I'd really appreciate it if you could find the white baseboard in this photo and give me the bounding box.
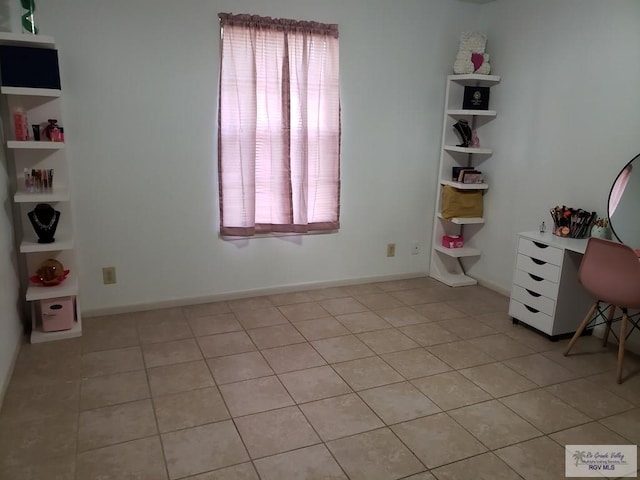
[593,325,640,356]
[475,277,511,297]
[82,271,429,318]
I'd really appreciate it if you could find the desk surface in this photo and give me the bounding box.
[519,231,588,255]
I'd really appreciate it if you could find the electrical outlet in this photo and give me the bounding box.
[102,267,116,285]
[386,243,396,257]
[411,242,422,255]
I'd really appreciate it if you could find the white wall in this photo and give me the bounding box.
[0,0,26,407]
[31,0,481,313]
[466,0,640,293]
[0,137,23,403]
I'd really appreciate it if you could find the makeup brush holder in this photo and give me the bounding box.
[590,225,611,239]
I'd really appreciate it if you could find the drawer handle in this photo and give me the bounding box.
[528,273,543,282]
[531,258,546,266]
[525,305,540,313]
[526,289,541,298]
[532,241,548,249]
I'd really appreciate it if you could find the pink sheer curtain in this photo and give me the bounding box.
[218,14,340,236]
[609,165,632,216]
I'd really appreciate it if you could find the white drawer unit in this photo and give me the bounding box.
[511,285,555,316]
[512,268,560,299]
[509,298,554,334]
[508,232,592,338]
[515,254,561,283]
[517,238,563,266]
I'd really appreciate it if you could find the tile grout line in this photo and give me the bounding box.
[137,313,172,480]
[195,313,264,480]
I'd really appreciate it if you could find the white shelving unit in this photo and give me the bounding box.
[430,74,500,287]
[1,34,81,343]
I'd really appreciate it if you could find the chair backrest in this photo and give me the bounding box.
[579,237,640,309]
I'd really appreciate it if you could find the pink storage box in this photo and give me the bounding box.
[40,296,75,332]
[442,235,464,249]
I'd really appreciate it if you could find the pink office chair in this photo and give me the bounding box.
[564,237,640,383]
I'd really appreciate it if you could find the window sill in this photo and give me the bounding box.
[220,229,338,241]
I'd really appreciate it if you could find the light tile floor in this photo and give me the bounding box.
[1,277,640,479]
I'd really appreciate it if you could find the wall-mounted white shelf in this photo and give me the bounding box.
[434,245,481,258]
[443,145,493,155]
[431,271,479,288]
[1,87,61,97]
[30,317,82,344]
[0,32,56,48]
[448,74,501,87]
[437,213,485,224]
[447,109,497,117]
[26,273,78,301]
[7,141,65,150]
[441,180,489,190]
[14,188,70,203]
[20,236,74,253]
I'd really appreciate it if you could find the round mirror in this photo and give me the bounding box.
[608,152,640,248]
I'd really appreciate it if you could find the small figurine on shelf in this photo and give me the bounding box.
[453,32,491,75]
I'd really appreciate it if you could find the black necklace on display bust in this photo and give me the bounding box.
[27,203,61,243]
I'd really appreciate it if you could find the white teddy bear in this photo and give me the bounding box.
[453,32,491,75]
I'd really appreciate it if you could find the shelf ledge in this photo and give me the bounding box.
[20,237,74,253]
[7,141,65,150]
[30,320,82,344]
[441,180,488,190]
[448,74,501,87]
[0,32,56,48]
[26,274,78,301]
[430,271,478,287]
[14,189,70,203]
[443,145,493,155]
[447,109,497,117]
[1,86,61,97]
[434,245,481,258]
[437,213,485,225]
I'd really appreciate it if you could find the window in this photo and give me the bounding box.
[218,13,341,236]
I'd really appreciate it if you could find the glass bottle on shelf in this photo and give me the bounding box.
[13,107,29,141]
[45,119,62,142]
